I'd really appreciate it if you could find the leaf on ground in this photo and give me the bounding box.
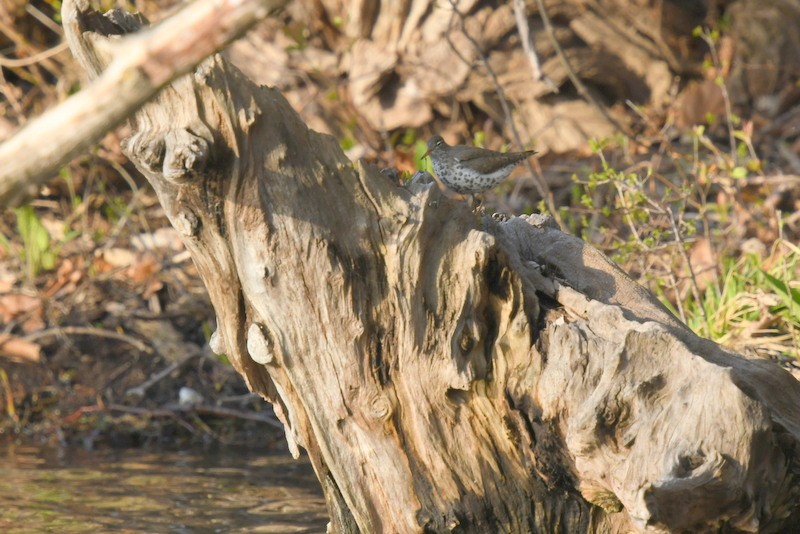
[94,248,137,271]
[0,293,45,333]
[42,258,83,299]
[0,334,41,363]
[125,253,164,299]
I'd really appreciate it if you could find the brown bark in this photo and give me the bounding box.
[62,1,800,532]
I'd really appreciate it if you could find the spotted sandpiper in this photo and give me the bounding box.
[423,135,537,195]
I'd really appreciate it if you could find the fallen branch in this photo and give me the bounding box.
[0,0,287,208]
[170,403,284,429]
[64,402,283,433]
[24,325,152,354]
[125,347,203,399]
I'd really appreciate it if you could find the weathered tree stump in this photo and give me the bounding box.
[63,1,800,532]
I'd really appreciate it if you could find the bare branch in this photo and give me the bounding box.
[512,0,557,92]
[0,0,287,208]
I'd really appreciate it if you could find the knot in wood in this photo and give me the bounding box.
[457,319,481,355]
[208,327,225,355]
[194,61,214,83]
[123,134,165,173]
[246,322,275,365]
[174,209,200,237]
[367,394,392,422]
[459,330,475,354]
[163,128,210,184]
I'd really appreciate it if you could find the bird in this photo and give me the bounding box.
[423,135,537,196]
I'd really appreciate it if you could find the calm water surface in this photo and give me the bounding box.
[0,444,327,533]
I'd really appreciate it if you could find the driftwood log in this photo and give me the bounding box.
[62,1,800,532]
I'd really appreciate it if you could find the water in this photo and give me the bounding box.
[0,444,328,533]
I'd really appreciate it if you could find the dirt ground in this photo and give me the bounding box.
[1,197,286,447]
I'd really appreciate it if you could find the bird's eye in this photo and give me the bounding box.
[436,140,442,146]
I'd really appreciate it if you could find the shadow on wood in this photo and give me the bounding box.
[61,1,800,532]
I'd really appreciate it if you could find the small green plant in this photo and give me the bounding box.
[414,139,432,173]
[102,195,131,224]
[472,130,486,148]
[571,121,798,362]
[282,23,308,51]
[42,0,63,23]
[339,119,358,152]
[663,241,800,360]
[14,206,57,280]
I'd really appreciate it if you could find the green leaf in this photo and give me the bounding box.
[730,166,747,179]
[14,205,54,278]
[762,270,800,314]
[414,139,432,173]
[473,130,486,148]
[401,129,417,146]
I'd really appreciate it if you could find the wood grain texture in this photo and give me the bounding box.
[63,3,800,532]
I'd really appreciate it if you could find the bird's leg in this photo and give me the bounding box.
[470,194,486,214]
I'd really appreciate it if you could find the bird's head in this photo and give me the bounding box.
[423,135,446,158]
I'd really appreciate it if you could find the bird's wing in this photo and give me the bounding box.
[451,146,492,163]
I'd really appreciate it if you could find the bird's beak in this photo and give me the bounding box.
[422,148,432,158]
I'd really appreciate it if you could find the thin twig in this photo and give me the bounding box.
[667,207,707,325]
[445,0,556,216]
[125,348,203,398]
[24,325,152,353]
[102,159,149,251]
[0,0,289,208]
[512,0,557,92]
[172,404,284,429]
[697,29,737,165]
[622,98,720,309]
[0,19,52,87]
[0,41,69,68]
[25,4,65,36]
[667,272,688,324]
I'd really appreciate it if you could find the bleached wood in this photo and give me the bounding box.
[62,2,800,533]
